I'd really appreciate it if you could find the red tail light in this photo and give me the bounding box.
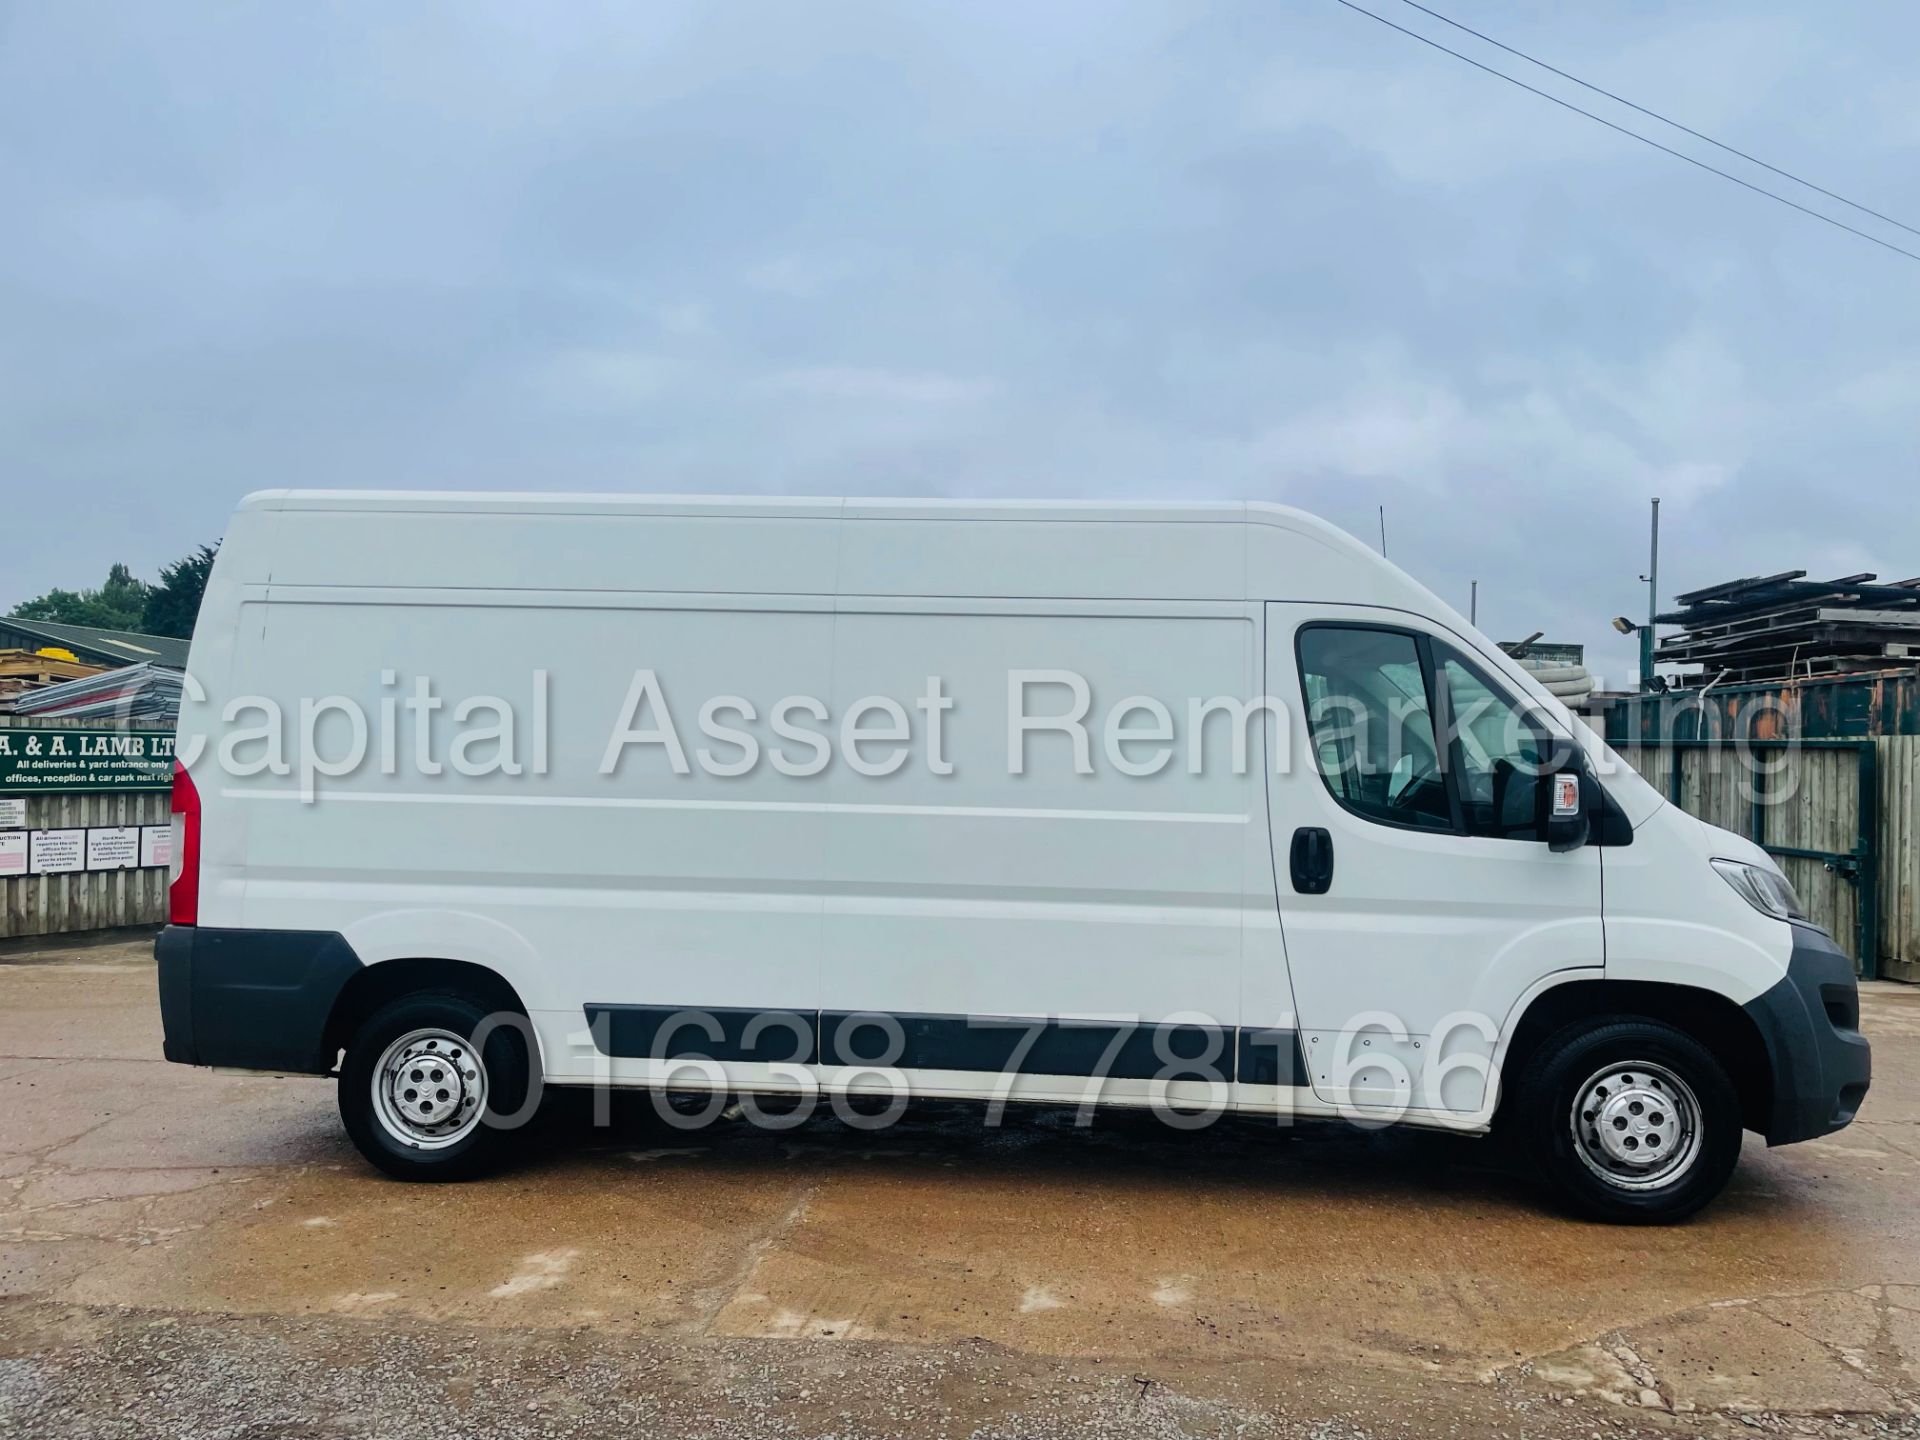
[169,759,201,925]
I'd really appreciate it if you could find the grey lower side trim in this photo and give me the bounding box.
[155,925,364,1075]
[583,1004,1310,1086]
[1743,922,1872,1145]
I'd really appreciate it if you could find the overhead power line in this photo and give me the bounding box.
[1393,0,1920,240]
[1330,0,1920,266]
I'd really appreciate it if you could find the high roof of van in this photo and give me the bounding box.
[241,490,1322,527]
[235,490,1448,611]
[214,488,1643,816]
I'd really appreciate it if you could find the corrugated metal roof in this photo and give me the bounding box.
[0,617,190,669]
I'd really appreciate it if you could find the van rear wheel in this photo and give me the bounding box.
[338,991,533,1181]
[1516,1017,1741,1224]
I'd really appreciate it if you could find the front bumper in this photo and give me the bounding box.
[1743,922,1872,1145]
[156,924,363,1074]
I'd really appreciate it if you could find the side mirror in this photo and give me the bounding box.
[1545,766,1590,853]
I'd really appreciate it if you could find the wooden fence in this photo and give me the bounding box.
[1878,735,1920,983]
[0,716,170,940]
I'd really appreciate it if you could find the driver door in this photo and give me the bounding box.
[1264,605,1603,1113]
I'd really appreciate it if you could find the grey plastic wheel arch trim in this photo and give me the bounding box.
[1742,922,1872,1145]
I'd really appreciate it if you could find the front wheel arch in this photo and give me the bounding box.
[1497,978,1772,1134]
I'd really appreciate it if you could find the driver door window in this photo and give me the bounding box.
[1297,627,1452,831]
[1299,625,1567,841]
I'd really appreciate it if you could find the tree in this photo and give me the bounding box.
[7,544,220,638]
[142,543,219,639]
[10,563,149,631]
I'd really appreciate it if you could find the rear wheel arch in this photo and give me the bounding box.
[323,957,534,1073]
[1499,978,1772,1133]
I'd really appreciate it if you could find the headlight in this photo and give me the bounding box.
[1711,858,1804,921]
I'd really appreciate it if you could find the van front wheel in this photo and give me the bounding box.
[1516,1017,1742,1223]
[338,991,534,1181]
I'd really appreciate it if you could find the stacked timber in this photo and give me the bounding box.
[1655,570,1920,684]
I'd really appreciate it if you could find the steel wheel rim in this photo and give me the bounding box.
[371,1028,488,1150]
[1569,1060,1703,1191]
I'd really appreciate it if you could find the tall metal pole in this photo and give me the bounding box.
[1378,505,1387,557]
[1469,580,1478,625]
[1641,497,1660,690]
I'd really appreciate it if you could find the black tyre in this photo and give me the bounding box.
[1515,1017,1742,1224]
[338,991,535,1181]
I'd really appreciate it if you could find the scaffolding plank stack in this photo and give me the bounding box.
[1655,570,1920,683]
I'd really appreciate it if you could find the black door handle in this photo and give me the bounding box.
[1290,826,1334,894]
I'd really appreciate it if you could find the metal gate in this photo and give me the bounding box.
[1612,738,1878,977]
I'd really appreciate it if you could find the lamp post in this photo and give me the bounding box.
[1639,497,1660,691]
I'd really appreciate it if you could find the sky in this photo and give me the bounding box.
[3,1,1916,686]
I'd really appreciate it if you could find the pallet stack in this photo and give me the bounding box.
[1655,570,1920,684]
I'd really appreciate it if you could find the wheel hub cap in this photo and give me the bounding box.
[372,1029,488,1149]
[1570,1061,1703,1191]
[1590,1082,1673,1166]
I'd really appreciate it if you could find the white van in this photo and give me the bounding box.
[157,492,1869,1221]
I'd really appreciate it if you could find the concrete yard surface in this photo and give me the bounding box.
[2,933,1920,1438]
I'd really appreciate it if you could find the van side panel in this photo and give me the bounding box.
[217,592,836,1071]
[815,606,1256,1043]
[258,509,842,596]
[836,514,1247,600]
